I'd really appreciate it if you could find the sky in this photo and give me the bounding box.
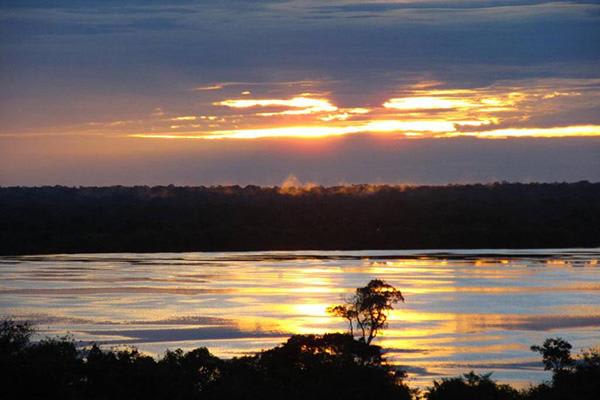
[1,0,600,185]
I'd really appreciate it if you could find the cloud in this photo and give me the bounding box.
[0,1,290,10]
[447,125,600,138]
[313,1,600,14]
[1,1,599,184]
[130,124,600,141]
[215,96,338,116]
[384,97,480,111]
[116,78,600,140]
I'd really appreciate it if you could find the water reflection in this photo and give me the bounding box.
[1,249,599,388]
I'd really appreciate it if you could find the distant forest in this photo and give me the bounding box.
[1,182,599,255]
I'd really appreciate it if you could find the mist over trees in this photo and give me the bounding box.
[1,182,599,255]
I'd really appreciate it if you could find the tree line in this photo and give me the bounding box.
[1,182,599,255]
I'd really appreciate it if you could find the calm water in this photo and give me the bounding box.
[1,249,599,388]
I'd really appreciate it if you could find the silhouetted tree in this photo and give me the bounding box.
[0,319,33,357]
[3,318,600,400]
[524,344,600,400]
[328,279,404,344]
[531,337,574,374]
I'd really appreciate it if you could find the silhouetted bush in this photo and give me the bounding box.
[523,339,600,400]
[2,320,599,400]
[0,319,32,356]
[205,333,412,400]
[0,322,410,400]
[426,371,521,400]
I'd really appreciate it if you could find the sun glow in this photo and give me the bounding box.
[204,126,353,139]
[117,79,600,141]
[448,125,600,139]
[131,122,600,140]
[131,119,465,140]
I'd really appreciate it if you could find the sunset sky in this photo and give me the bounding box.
[1,0,600,185]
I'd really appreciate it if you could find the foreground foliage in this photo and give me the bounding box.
[1,320,410,400]
[524,338,600,400]
[1,321,598,400]
[426,372,521,400]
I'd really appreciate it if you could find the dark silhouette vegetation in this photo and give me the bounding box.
[426,371,521,400]
[531,337,574,373]
[1,320,411,400]
[1,182,599,255]
[328,279,404,344]
[525,337,600,400]
[1,320,599,400]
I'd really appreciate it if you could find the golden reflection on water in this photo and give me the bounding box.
[1,250,600,387]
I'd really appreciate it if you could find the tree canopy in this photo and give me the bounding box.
[1,182,599,255]
[328,279,404,344]
[531,337,574,374]
[1,321,599,399]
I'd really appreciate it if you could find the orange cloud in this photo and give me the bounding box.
[215,96,338,116]
[445,125,600,139]
[384,97,476,110]
[46,78,599,142]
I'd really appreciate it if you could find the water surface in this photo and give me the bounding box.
[1,249,599,388]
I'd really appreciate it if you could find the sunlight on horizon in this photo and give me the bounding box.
[119,79,600,141]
